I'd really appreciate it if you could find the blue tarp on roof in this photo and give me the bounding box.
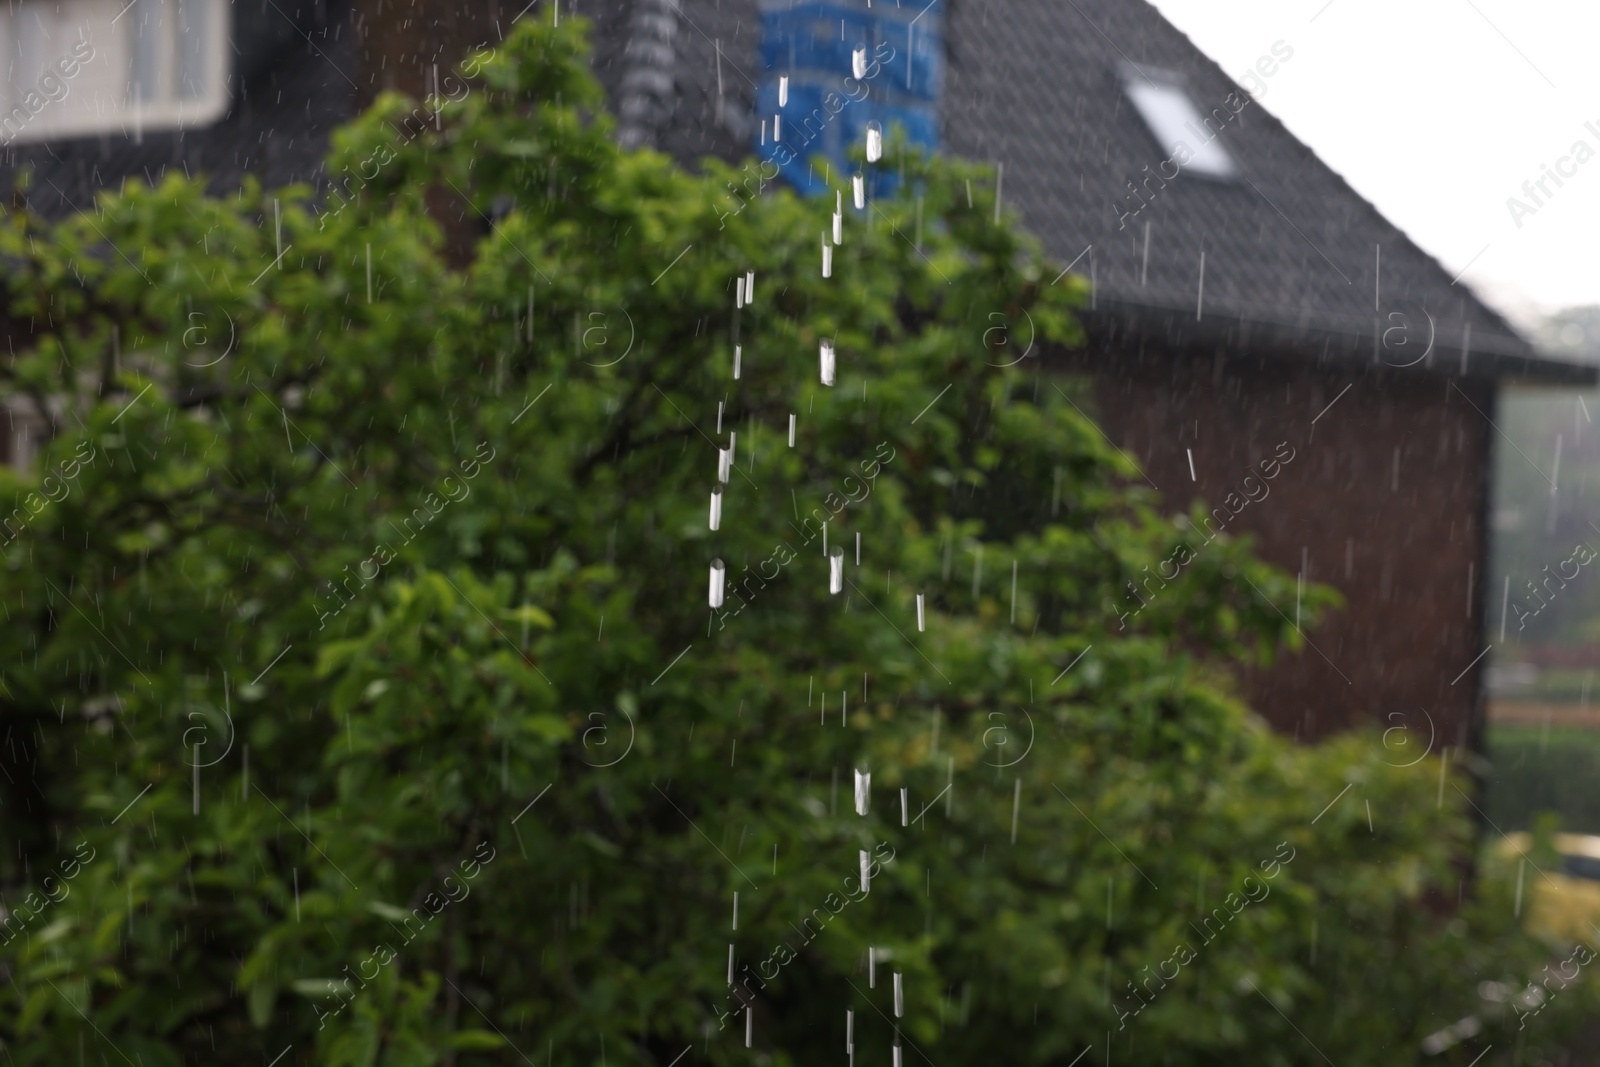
[754,0,943,194]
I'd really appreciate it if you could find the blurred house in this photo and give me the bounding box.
[2,0,1595,753]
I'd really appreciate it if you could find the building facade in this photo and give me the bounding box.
[0,0,1593,753]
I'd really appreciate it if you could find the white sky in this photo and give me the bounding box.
[1148,0,1600,331]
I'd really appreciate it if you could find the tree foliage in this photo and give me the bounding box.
[0,16,1588,1066]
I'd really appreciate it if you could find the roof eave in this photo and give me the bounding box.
[1077,297,1599,387]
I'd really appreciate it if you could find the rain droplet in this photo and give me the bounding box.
[852,46,867,79]
[733,344,742,380]
[853,174,864,210]
[893,972,903,1017]
[709,486,723,531]
[916,593,925,631]
[735,275,745,308]
[822,237,833,278]
[830,546,845,594]
[865,122,882,163]
[788,413,797,448]
[718,448,731,483]
[846,1009,854,1054]
[854,768,871,815]
[773,113,781,140]
[728,431,737,466]
[745,270,755,303]
[710,560,726,608]
[833,211,843,245]
[779,74,789,107]
[820,340,836,386]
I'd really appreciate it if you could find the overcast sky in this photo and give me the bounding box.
[1148,0,1600,331]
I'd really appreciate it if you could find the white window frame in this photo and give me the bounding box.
[0,0,230,147]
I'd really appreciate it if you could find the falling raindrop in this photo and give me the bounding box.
[735,275,745,308]
[746,270,755,303]
[718,448,731,483]
[779,74,789,107]
[853,174,864,209]
[916,593,925,632]
[822,237,833,278]
[900,787,908,826]
[866,122,882,163]
[854,768,871,815]
[852,46,867,79]
[846,1009,854,1055]
[709,486,723,531]
[833,210,843,246]
[727,944,735,985]
[733,344,742,380]
[894,972,904,1017]
[728,431,737,466]
[830,547,845,594]
[709,559,727,608]
[1011,777,1021,843]
[774,113,781,140]
[820,340,836,386]
[746,1006,754,1048]
[788,414,797,448]
[859,849,872,892]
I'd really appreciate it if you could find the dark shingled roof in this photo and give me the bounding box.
[3,0,1590,385]
[589,0,1593,384]
[934,0,1590,383]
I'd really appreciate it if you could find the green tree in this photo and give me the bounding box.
[0,15,1587,1066]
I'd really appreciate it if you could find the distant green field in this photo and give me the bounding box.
[1486,723,1600,833]
[1503,666,1600,703]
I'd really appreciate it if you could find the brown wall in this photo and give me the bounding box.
[1074,339,1493,752]
[351,0,504,106]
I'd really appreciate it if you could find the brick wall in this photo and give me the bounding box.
[1070,337,1493,751]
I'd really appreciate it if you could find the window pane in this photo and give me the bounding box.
[1124,78,1238,180]
[176,0,204,100]
[129,0,161,103]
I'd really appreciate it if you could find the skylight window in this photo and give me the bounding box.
[1122,73,1238,180]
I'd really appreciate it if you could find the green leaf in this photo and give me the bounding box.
[248,981,276,1029]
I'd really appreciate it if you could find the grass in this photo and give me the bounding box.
[1486,723,1600,834]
